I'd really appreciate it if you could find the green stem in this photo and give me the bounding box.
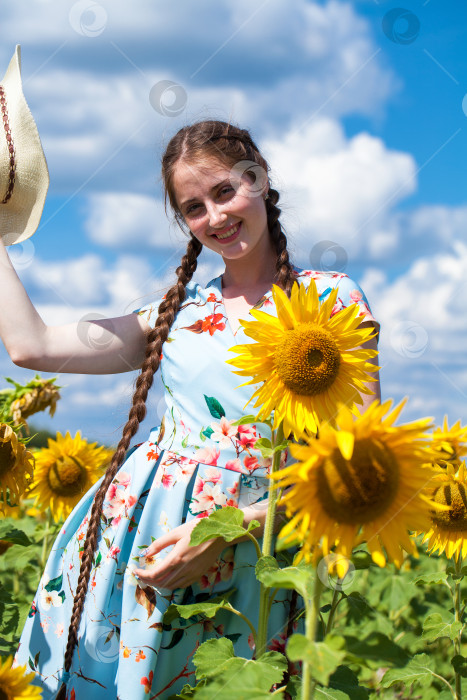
[256,422,285,658]
[454,556,463,700]
[325,585,342,636]
[262,422,285,559]
[303,571,325,700]
[40,510,53,569]
[224,604,257,645]
[245,531,262,560]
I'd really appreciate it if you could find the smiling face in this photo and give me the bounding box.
[172,157,272,264]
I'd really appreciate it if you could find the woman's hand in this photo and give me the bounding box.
[133,520,227,591]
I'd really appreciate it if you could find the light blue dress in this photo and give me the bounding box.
[15,268,378,699]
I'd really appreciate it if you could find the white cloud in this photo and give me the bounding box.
[83,192,186,249]
[263,118,417,264]
[358,243,467,423]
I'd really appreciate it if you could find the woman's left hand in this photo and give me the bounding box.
[133,520,227,590]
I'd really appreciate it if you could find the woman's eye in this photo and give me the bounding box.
[220,186,234,197]
[186,203,200,214]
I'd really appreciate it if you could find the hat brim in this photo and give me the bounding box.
[0,45,49,246]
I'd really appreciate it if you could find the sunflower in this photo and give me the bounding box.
[0,424,34,511]
[0,656,42,698]
[430,417,467,468]
[420,461,467,562]
[270,399,441,577]
[227,280,379,438]
[10,377,61,427]
[30,431,113,522]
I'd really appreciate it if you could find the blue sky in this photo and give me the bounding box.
[1,0,466,446]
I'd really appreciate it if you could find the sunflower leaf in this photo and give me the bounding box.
[0,523,32,547]
[193,637,235,679]
[255,556,313,598]
[412,571,448,585]
[422,613,463,642]
[381,653,438,689]
[286,634,346,686]
[230,415,258,426]
[164,591,236,625]
[190,507,258,546]
[193,651,286,698]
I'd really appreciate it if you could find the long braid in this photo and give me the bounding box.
[56,236,203,698]
[266,187,296,296]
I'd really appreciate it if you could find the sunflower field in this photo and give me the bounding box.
[0,279,467,699]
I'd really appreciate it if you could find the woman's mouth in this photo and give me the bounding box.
[212,223,241,243]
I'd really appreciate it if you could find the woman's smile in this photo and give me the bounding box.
[211,222,241,243]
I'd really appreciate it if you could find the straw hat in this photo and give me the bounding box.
[0,45,49,245]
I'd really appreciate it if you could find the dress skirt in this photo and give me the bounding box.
[15,436,298,699]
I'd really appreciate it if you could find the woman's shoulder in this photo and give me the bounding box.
[132,278,220,329]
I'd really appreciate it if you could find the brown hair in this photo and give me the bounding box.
[57,120,295,696]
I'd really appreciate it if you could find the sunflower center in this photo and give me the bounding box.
[431,482,467,531]
[317,438,400,524]
[0,441,16,477]
[47,456,87,496]
[274,324,341,396]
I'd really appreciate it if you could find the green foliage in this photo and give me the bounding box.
[190,638,288,699]
[0,510,59,656]
[25,425,56,448]
[255,555,314,598]
[164,591,237,624]
[286,634,346,686]
[189,506,259,546]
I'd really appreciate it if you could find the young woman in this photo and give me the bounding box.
[4,120,380,698]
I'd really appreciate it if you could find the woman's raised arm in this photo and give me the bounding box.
[0,238,151,375]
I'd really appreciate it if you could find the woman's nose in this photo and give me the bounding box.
[206,201,227,227]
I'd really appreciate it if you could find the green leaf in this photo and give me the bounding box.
[451,655,467,678]
[202,427,214,439]
[190,507,259,546]
[203,395,225,420]
[256,651,288,674]
[315,688,348,700]
[343,592,374,624]
[286,634,345,686]
[254,438,272,449]
[381,653,438,689]
[0,524,32,547]
[44,574,63,593]
[328,665,370,700]
[194,637,236,680]
[285,675,301,699]
[350,550,373,571]
[164,592,236,625]
[255,556,313,598]
[195,658,286,699]
[344,632,409,667]
[422,613,463,642]
[230,415,258,426]
[412,571,448,585]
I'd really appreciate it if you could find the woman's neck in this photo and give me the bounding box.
[221,244,278,292]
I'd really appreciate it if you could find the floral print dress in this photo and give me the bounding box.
[15,268,378,699]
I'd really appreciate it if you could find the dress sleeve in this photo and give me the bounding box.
[132,298,164,330]
[332,274,380,338]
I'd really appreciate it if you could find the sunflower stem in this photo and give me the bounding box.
[256,421,285,658]
[40,509,52,569]
[303,567,325,700]
[454,556,464,700]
